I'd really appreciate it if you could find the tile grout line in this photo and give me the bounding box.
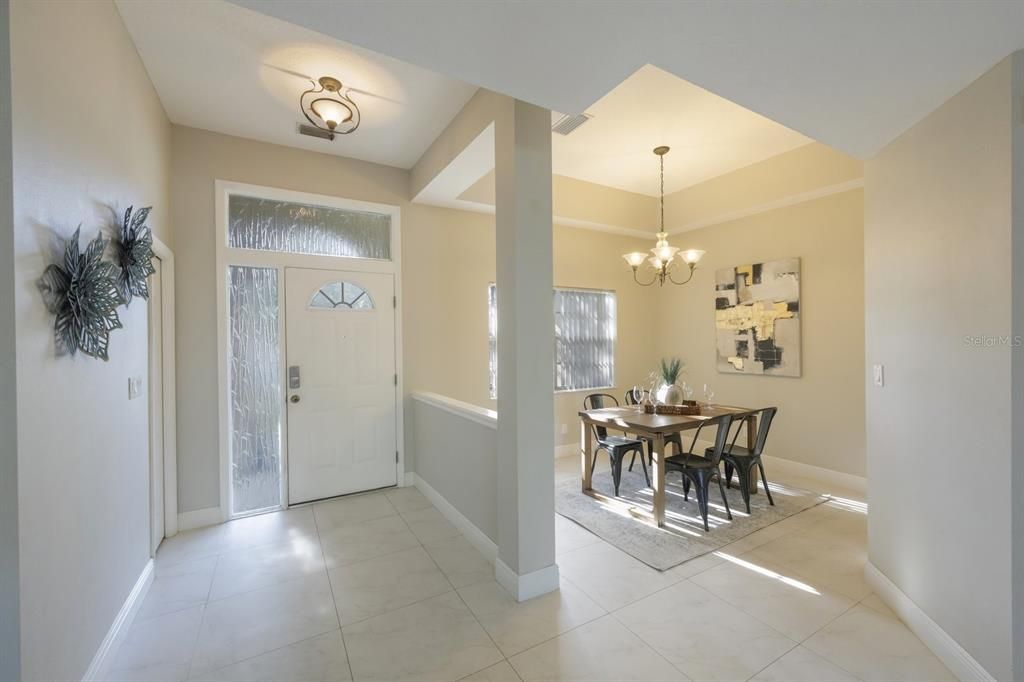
[605,606,704,680]
[412,498,511,678]
[743,597,865,681]
[162,480,866,682]
[186,496,425,682]
[180,551,222,681]
[315,496,357,682]
[605,574,799,680]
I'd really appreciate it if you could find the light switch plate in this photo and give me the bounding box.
[128,376,142,400]
[873,364,884,387]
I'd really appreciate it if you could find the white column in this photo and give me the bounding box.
[493,98,558,600]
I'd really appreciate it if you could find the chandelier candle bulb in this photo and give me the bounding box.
[681,249,706,265]
[622,252,647,268]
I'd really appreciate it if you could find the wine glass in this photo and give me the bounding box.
[681,381,694,401]
[631,385,645,408]
[703,383,715,408]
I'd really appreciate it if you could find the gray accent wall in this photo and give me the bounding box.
[412,396,498,543]
[865,52,1021,681]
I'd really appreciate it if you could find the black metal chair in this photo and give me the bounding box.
[623,389,684,472]
[665,414,734,531]
[583,393,649,496]
[709,406,778,514]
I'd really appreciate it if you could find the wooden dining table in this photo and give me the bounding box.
[578,404,760,528]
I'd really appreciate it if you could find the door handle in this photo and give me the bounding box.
[289,395,301,404]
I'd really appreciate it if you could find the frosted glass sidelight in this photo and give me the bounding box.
[228,266,282,515]
[228,194,391,260]
[488,285,616,396]
[309,281,374,310]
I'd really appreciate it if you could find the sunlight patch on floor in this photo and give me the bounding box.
[714,551,821,595]
[825,496,868,514]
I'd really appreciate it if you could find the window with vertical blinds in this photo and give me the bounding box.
[488,285,616,398]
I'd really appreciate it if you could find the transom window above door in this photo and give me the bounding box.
[309,281,374,310]
[228,194,391,260]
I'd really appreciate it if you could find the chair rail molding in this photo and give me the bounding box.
[411,391,497,429]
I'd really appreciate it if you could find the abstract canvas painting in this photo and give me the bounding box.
[715,258,801,377]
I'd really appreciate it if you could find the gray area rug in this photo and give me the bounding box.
[556,463,827,571]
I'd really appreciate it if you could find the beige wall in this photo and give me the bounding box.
[402,204,659,446]
[171,125,658,512]
[10,1,172,678]
[655,189,865,477]
[460,170,658,233]
[171,126,409,512]
[172,122,868,513]
[665,142,863,231]
[865,54,1018,681]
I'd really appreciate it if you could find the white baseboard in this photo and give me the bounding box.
[412,473,497,561]
[762,455,866,494]
[402,471,415,487]
[864,562,994,682]
[554,442,578,459]
[680,440,866,495]
[177,506,223,531]
[495,558,560,601]
[82,559,154,682]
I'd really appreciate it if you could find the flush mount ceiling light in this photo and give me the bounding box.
[622,146,706,286]
[300,76,361,139]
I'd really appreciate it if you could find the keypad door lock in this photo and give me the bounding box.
[288,365,301,389]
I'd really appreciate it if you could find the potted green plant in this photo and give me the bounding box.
[654,357,685,405]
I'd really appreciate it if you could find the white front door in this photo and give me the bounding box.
[285,267,397,504]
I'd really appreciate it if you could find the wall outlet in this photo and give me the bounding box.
[560,423,568,435]
[128,376,143,400]
[872,364,885,387]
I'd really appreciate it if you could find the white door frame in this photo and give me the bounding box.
[214,179,405,521]
[151,237,178,538]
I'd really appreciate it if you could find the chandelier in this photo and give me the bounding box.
[622,146,705,286]
[300,76,361,139]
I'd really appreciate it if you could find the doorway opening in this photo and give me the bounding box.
[149,239,177,554]
[216,181,403,519]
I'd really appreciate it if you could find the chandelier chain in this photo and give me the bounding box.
[660,153,665,231]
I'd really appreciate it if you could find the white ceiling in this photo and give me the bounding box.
[233,0,1024,159]
[552,65,809,196]
[115,0,477,169]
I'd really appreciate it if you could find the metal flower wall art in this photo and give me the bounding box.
[113,205,156,304]
[38,228,125,361]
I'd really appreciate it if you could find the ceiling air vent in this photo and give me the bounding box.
[297,123,335,141]
[551,113,592,136]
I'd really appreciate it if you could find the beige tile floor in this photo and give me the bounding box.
[106,459,955,682]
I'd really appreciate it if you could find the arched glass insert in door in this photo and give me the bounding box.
[309,281,374,310]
